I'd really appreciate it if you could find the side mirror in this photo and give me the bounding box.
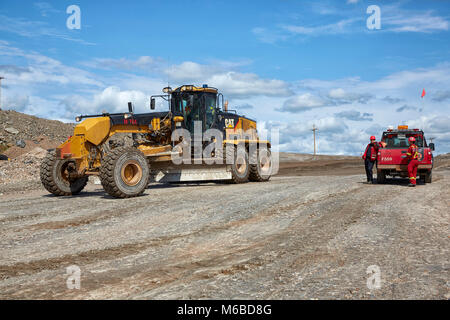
[429,143,435,151]
[150,98,155,110]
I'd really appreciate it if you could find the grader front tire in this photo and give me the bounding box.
[40,150,88,196]
[100,147,149,198]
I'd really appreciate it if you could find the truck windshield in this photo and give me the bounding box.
[382,133,425,148]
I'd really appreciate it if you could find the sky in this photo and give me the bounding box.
[0,0,449,155]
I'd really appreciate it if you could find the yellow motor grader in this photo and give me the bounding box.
[40,85,272,198]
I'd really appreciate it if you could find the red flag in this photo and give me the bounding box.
[421,88,426,98]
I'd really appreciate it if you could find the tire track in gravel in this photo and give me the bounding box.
[132,184,406,300]
[99,186,388,299]
[3,173,447,299]
[0,179,361,285]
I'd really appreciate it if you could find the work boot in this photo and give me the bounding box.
[408,183,416,187]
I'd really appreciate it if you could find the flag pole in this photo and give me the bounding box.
[420,88,426,133]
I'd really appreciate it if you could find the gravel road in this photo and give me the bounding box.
[0,168,448,299]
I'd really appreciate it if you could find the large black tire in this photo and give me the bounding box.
[226,145,249,183]
[99,147,149,198]
[377,169,386,184]
[425,171,432,183]
[249,146,272,182]
[40,150,88,196]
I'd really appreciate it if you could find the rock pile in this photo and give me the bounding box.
[0,147,48,184]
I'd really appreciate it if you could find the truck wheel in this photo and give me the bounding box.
[226,145,249,183]
[425,171,432,183]
[100,147,149,198]
[40,150,88,196]
[377,170,386,184]
[249,147,272,182]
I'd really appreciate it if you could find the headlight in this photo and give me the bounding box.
[124,113,132,119]
[75,116,81,122]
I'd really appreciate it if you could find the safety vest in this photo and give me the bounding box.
[406,145,419,160]
[363,143,378,161]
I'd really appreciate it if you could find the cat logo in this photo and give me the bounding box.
[225,118,235,128]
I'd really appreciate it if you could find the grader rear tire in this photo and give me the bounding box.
[227,145,249,184]
[249,147,272,182]
[100,147,149,198]
[40,150,88,196]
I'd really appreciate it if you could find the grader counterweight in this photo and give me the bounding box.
[40,85,273,198]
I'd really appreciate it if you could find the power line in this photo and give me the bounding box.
[312,124,318,156]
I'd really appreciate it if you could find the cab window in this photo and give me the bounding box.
[382,133,424,148]
[204,94,216,129]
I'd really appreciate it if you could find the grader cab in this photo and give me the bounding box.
[40,85,273,198]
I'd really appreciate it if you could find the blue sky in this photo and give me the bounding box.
[1,0,450,155]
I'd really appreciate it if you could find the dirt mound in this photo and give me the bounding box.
[0,147,49,185]
[0,110,74,156]
[4,135,61,158]
[435,153,450,170]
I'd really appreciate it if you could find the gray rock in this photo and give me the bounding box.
[16,139,26,148]
[5,127,19,134]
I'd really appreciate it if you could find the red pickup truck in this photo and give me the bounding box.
[377,125,435,184]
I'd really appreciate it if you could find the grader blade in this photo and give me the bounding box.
[149,163,232,183]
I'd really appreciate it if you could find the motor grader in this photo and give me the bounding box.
[40,84,273,198]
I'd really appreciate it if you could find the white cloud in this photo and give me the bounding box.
[334,110,373,121]
[60,86,151,117]
[0,15,94,45]
[165,61,292,99]
[385,11,449,33]
[253,5,449,44]
[282,18,360,36]
[83,56,164,72]
[34,2,61,17]
[396,105,418,113]
[251,27,289,44]
[0,41,102,87]
[407,115,450,153]
[278,93,327,113]
[327,88,372,104]
[432,90,450,102]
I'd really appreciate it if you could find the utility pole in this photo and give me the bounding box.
[0,76,4,111]
[312,124,318,156]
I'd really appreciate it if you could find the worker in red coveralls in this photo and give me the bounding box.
[406,136,419,187]
[362,136,384,184]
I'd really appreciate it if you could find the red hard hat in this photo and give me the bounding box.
[370,136,376,140]
[409,136,415,142]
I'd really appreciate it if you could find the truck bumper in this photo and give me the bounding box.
[377,164,432,171]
